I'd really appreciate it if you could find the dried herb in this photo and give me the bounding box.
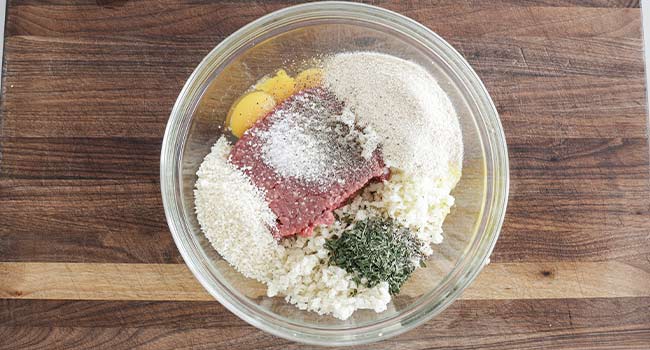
[325,217,424,294]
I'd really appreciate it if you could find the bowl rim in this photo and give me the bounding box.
[161,1,509,346]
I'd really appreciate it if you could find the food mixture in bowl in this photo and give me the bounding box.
[194,51,463,320]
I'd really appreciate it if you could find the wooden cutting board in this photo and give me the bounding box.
[1,1,649,349]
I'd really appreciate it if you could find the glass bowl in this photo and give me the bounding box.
[161,1,508,346]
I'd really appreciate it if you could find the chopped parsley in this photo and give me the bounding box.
[325,217,424,294]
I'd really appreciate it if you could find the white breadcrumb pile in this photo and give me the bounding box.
[194,137,282,282]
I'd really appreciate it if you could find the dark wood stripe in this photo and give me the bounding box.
[2,137,647,180]
[508,137,649,180]
[0,138,160,180]
[493,75,646,139]
[1,37,645,138]
[4,3,641,40]
[0,298,648,349]
[4,0,643,8]
[519,0,641,7]
[0,179,181,264]
[1,36,201,138]
[0,326,646,350]
[457,36,644,79]
[1,136,648,264]
[0,300,242,327]
[7,36,642,79]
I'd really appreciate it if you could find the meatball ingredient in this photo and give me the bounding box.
[295,68,323,92]
[229,88,386,238]
[323,52,463,178]
[194,137,281,282]
[325,217,423,294]
[227,91,276,138]
[255,69,296,102]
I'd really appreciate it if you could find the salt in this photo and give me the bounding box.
[194,137,281,282]
[256,89,378,187]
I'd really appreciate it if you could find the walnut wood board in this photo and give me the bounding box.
[1,1,649,349]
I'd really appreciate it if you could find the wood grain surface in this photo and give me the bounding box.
[1,0,649,349]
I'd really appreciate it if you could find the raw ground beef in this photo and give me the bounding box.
[229,88,386,238]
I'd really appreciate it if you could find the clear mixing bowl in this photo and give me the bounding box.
[161,1,508,346]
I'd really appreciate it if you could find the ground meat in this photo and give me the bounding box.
[229,88,386,238]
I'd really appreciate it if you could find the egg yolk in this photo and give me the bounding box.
[227,91,276,138]
[255,69,296,102]
[295,68,324,92]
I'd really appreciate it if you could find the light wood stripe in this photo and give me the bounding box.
[1,261,648,301]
